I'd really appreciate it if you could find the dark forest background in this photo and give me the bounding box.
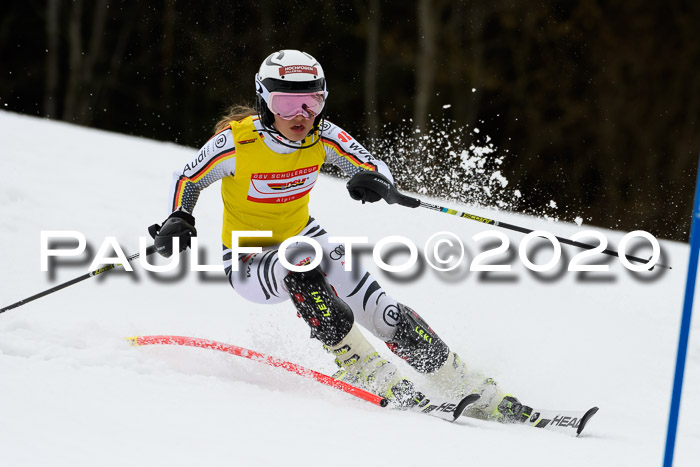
[1,1,699,241]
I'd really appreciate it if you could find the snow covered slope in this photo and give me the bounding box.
[0,110,698,466]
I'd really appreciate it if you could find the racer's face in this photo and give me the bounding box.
[273,114,314,142]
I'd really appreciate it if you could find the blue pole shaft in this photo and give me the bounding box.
[663,153,700,467]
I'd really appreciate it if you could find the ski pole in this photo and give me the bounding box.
[0,245,158,314]
[386,189,670,270]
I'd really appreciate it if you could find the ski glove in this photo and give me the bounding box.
[346,171,420,207]
[149,210,197,258]
[346,171,394,203]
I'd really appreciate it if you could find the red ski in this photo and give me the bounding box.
[126,334,478,422]
[127,334,388,407]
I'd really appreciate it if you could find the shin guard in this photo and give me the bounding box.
[284,269,354,346]
[385,303,450,373]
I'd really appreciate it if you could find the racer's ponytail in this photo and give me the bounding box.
[213,104,257,134]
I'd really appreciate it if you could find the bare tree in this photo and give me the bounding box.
[62,0,83,121]
[259,0,273,52]
[44,0,60,118]
[62,0,110,123]
[364,0,381,138]
[463,1,486,129]
[161,0,176,103]
[414,0,437,131]
[76,0,109,123]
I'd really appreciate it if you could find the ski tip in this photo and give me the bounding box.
[453,393,481,421]
[380,398,389,408]
[125,336,141,346]
[576,406,599,436]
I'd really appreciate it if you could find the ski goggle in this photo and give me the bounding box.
[268,92,326,120]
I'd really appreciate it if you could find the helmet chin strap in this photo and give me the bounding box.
[256,118,323,150]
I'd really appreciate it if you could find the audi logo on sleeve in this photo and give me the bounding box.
[247,165,320,203]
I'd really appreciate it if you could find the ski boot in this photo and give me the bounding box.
[325,323,423,408]
[284,269,421,408]
[382,303,532,420]
[384,303,470,398]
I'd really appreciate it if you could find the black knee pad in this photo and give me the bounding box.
[284,268,354,346]
[386,304,450,373]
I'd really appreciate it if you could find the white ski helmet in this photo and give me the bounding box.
[255,50,328,130]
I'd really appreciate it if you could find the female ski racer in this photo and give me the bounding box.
[150,49,528,421]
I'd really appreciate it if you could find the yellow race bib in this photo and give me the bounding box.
[221,116,325,248]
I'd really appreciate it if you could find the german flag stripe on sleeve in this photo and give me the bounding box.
[171,149,235,210]
[321,138,377,171]
[187,148,235,180]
